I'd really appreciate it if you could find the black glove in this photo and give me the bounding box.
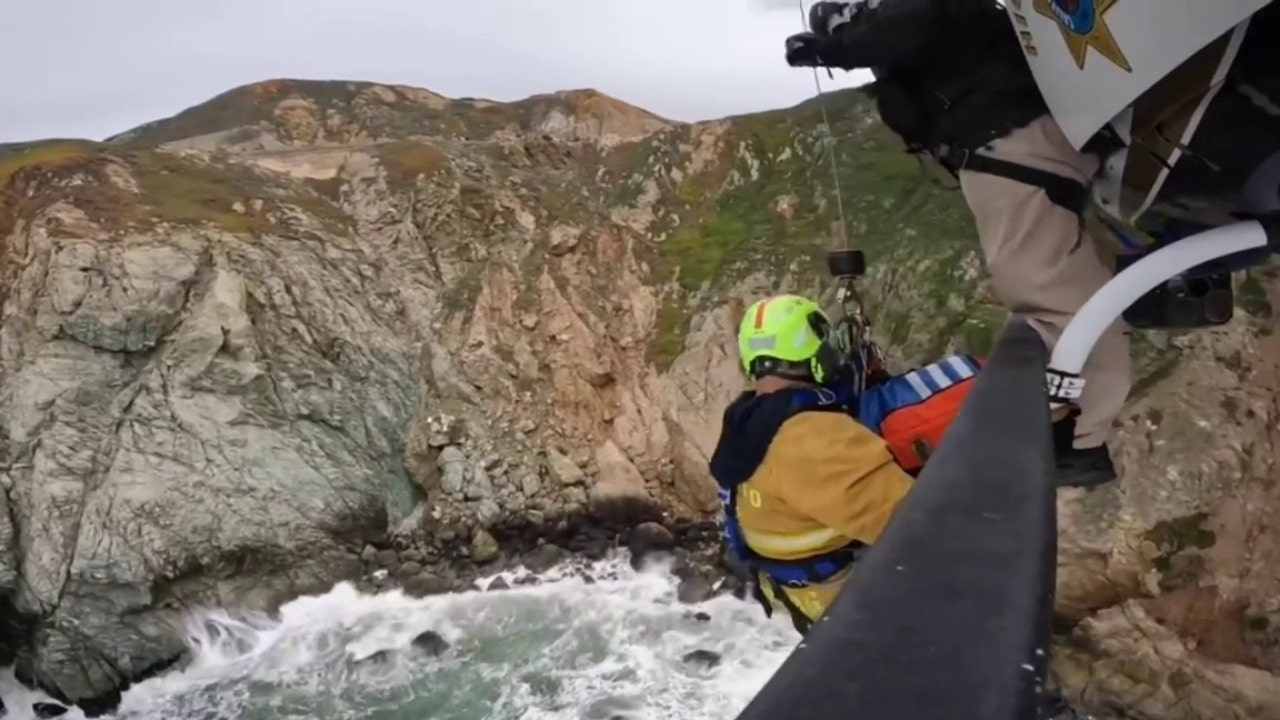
[808,1,860,36]
[785,31,833,68]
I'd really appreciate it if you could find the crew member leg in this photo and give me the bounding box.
[958,114,1129,486]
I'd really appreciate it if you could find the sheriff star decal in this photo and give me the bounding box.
[1032,0,1132,72]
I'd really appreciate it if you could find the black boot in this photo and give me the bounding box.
[1051,411,1117,488]
[1055,444,1116,488]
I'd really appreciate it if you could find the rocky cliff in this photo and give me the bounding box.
[1,78,1279,718]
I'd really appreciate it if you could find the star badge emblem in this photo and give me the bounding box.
[1032,0,1132,72]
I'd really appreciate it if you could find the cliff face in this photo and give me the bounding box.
[1,78,1279,718]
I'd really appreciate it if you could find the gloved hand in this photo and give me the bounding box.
[808,1,861,36]
[784,32,833,68]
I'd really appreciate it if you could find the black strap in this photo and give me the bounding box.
[767,542,866,586]
[744,547,866,636]
[937,145,1090,216]
[760,574,816,636]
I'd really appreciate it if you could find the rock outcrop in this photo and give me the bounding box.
[1051,303,1280,718]
[1,77,1278,718]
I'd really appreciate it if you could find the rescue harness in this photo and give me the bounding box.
[715,387,865,635]
[718,388,865,585]
[717,354,983,631]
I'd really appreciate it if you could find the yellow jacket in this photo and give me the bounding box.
[734,409,914,624]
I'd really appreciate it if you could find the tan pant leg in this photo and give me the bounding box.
[958,114,1131,448]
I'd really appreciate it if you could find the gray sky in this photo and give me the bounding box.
[0,0,874,144]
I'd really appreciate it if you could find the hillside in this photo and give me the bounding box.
[2,78,1280,718]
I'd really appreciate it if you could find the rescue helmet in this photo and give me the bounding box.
[736,294,837,383]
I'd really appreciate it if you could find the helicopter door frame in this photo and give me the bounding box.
[1090,20,1253,225]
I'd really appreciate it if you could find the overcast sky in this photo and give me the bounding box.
[0,0,875,144]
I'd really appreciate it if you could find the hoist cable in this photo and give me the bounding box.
[793,0,883,389]
[796,0,851,251]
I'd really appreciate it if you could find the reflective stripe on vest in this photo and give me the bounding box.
[738,525,845,557]
[718,484,863,588]
[858,354,980,434]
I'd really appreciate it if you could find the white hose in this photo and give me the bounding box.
[1049,219,1270,382]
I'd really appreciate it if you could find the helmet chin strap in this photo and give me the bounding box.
[750,358,816,384]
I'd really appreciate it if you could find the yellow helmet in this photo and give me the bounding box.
[737,294,836,383]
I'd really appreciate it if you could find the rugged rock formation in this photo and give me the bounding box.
[1,77,1279,718]
[1051,304,1280,718]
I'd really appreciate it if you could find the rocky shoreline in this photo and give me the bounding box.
[0,506,738,717]
[352,508,740,605]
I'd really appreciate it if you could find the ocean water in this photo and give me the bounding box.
[0,554,800,720]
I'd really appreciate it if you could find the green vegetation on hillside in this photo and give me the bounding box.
[0,137,350,238]
[1239,268,1273,320]
[135,151,353,235]
[128,150,275,233]
[648,299,692,370]
[619,88,986,366]
[377,141,452,187]
[0,140,108,237]
[0,140,96,187]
